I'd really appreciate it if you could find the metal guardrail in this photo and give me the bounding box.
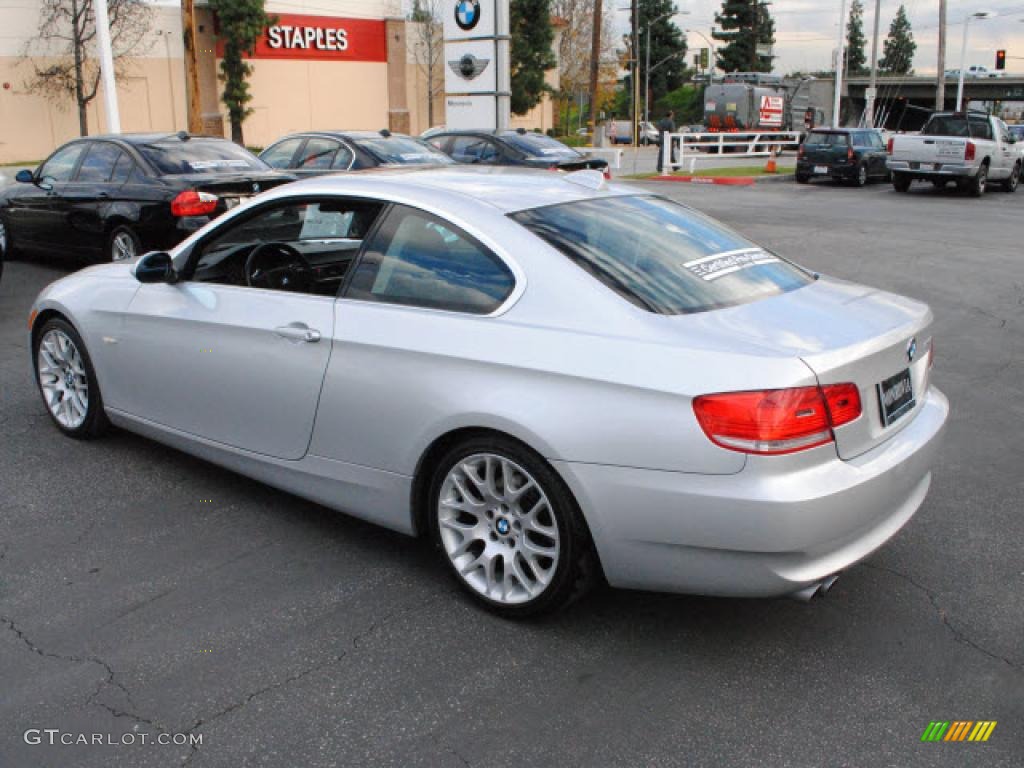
[581,147,624,169]
[660,131,804,172]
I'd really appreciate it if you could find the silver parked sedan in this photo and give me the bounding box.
[28,167,948,616]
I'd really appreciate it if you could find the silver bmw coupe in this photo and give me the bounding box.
[29,168,948,615]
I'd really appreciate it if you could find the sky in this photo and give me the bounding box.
[617,0,1024,76]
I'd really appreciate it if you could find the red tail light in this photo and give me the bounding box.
[887,137,894,154]
[603,168,611,180]
[171,189,218,217]
[797,144,805,159]
[847,146,855,161]
[693,384,862,456]
[964,141,976,162]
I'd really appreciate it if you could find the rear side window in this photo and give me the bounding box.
[296,138,341,170]
[139,139,267,175]
[346,205,514,314]
[513,196,812,315]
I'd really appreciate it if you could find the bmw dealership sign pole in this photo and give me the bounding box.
[444,0,511,130]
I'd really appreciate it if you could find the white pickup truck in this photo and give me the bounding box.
[886,111,1022,196]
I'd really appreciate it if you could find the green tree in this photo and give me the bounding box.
[878,4,915,75]
[713,0,775,73]
[510,0,557,115]
[208,0,273,144]
[620,0,687,117]
[845,0,867,76]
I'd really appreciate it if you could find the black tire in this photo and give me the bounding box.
[968,163,988,197]
[107,225,141,262]
[427,435,598,617]
[1001,162,1020,193]
[893,172,912,192]
[850,163,868,187]
[795,173,811,184]
[32,317,110,439]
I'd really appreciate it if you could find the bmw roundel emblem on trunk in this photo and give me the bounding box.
[455,0,481,31]
[252,182,260,193]
[907,337,917,362]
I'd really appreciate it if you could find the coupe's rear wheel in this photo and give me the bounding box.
[108,225,141,262]
[33,318,109,438]
[429,437,596,616]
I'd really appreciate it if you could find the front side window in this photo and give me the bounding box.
[76,143,123,182]
[39,144,86,182]
[513,196,812,315]
[190,198,384,296]
[346,205,515,314]
[260,138,303,169]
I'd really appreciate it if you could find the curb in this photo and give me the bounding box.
[646,174,795,186]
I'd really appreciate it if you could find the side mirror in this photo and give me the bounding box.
[15,169,34,183]
[134,251,177,284]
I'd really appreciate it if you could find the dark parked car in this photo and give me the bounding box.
[1009,125,1024,143]
[796,128,890,186]
[425,129,609,175]
[259,130,454,176]
[0,133,294,265]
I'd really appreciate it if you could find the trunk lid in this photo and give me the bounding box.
[668,277,933,460]
[803,134,850,164]
[165,171,296,213]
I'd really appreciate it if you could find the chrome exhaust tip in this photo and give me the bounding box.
[789,573,840,602]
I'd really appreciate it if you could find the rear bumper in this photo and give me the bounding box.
[887,160,975,178]
[797,159,858,178]
[554,386,948,598]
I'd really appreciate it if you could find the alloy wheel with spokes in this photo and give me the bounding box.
[111,230,138,261]
[33,318,109,438]
[37,329,90,429]
[438,453,560,605]
[429,438,597,615]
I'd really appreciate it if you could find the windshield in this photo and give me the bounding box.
[512,196,813,315]
[140,139,267,175]
[356,136,453,165]
[501,133,581,158]
[804,132,850,146]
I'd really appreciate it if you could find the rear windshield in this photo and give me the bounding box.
[501,133,581,158]
[140,140,267,175]
[921,115,992,139]
[356,136,453,165]
[512,196,813,315]
[804,132,850,146]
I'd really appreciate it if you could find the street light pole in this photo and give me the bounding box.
[833,0,848,128]
[957,12,993,111]
[936,0,947,111]
[93,0,120,133]
[865,0,881,127]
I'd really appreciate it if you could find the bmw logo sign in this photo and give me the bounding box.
[907,337,917,363]
[455,0,481,31]
[496,518,510,535]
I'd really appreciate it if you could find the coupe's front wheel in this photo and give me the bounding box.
[33,317,109,439]
[429,437,597,616]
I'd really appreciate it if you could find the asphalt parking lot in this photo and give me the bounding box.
[1,178,1021,767]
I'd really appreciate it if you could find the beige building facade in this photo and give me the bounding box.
[0,0,561,165]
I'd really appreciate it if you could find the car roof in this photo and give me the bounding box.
[258,166,638,214]
[82,132,232,145]
[273,131,419,142]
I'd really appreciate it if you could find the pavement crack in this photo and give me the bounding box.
[863,563,1020,671]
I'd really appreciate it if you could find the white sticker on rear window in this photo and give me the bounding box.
[683,248,779,281]
[188,159,251,170]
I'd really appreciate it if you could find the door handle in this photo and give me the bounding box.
[274,324,321,343]
[97,192,110,199]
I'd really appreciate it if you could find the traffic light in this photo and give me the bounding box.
[996,50,1006,70]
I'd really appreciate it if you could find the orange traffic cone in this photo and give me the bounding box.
[764,147,777,174]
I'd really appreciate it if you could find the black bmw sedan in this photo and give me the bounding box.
[0,133,294,265]
[259,130,454,176]
[425,129,609,176]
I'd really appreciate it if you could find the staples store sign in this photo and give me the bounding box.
[218,14,387,62]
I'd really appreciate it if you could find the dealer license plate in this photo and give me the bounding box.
[877,368,915,426]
